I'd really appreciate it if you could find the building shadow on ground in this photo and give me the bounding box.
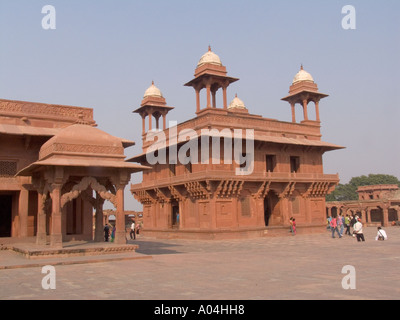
[127,239,184,255]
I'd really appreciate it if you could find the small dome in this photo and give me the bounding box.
[228,94,246,110]
[292,66,314,84]
[39,124,124,160]
[143,81,163,98]
[197,46,222,68]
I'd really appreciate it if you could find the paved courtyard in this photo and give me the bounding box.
[0,227,399,300]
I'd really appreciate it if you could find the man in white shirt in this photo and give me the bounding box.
[375,227,388,241]
[353,219,365,242]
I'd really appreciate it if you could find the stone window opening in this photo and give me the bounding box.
[266,155,276,173]
[290,156,300,173]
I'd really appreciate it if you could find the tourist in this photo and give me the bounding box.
[111,225,116,242]
[350,214,357,228]
[327,216,332,230]
[130,220,136,240]
[330,216,342,239]
[292,218,296,236]
[290,217,294,233]
[353,219,365,242]
[344,214,351,236]
[337,213,344,236]
[375,226,388,241]
[104,224,110,242]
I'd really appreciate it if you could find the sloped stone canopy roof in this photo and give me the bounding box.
[17,124,149,176]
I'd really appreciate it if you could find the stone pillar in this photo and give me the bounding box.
[162,113,167,130]
[141,114,146,135]
[148,112,153,131]
[206,83,211,108]
[302,99,308,121]
[315,100,320,122]
[291,102,296,123]
[18,188,29,238]
[366,209,371,224]
[196,89,201,113]
[115,185,126,244]
[50,183,63,247]
[222,85,228,110]
[94,193,105,242]
[383,206,389,227]
[328,206,332,217]
[36,192,47,245]
[178,200,183,229]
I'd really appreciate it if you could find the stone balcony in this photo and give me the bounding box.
[132,170,339,190]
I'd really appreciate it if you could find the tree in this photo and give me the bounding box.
[326,174,400,202]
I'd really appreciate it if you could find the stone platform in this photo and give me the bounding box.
[0,240,151,270]
[6,241,139,260]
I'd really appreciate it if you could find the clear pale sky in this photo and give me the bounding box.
[1,0,399,210]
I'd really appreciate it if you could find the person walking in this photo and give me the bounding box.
[289,217,294,234]
[330,216,342,239]
[353,219,365,242]
[130,220,136,240]
[337,213,344,236]
[292,218,297,236]
[344,214,351,236]
[327,216,332,231]
[104,224,110,242]
[111,225,116,242]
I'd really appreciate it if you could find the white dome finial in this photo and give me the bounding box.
[197,46,223,68]
[143,81,163,98]
[292,66,314,84]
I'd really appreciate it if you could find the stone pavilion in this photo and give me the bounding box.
[130,47,344,239]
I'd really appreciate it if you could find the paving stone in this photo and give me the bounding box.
[0,227,399,300]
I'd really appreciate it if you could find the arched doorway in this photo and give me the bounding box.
[370,208,384,224]
[171,200,180,229]
[264,192,280,227]
[0,194,12,237]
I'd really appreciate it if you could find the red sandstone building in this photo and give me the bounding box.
[0,99,147,247]
[327,185,400,227]
[130,48,344,239]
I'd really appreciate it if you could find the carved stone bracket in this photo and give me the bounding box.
[60,177,116,208]
[168,185,185,202]
[303,181,332,198]
[185,181,211,200]
[155,187,170,203]
[253,181,272,199]
[134,190,155,205]
[278,182,296,199]
[216,180,244,198]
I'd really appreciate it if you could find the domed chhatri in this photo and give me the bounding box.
[143,81,163,98]
[185,47,239,112]
[197,46,223,68]
[282,65,329,123]
[292,65,314,85]
[228,94,247,110]
[39,123,125,161]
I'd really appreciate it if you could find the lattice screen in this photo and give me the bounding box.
[0,161,17,177]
